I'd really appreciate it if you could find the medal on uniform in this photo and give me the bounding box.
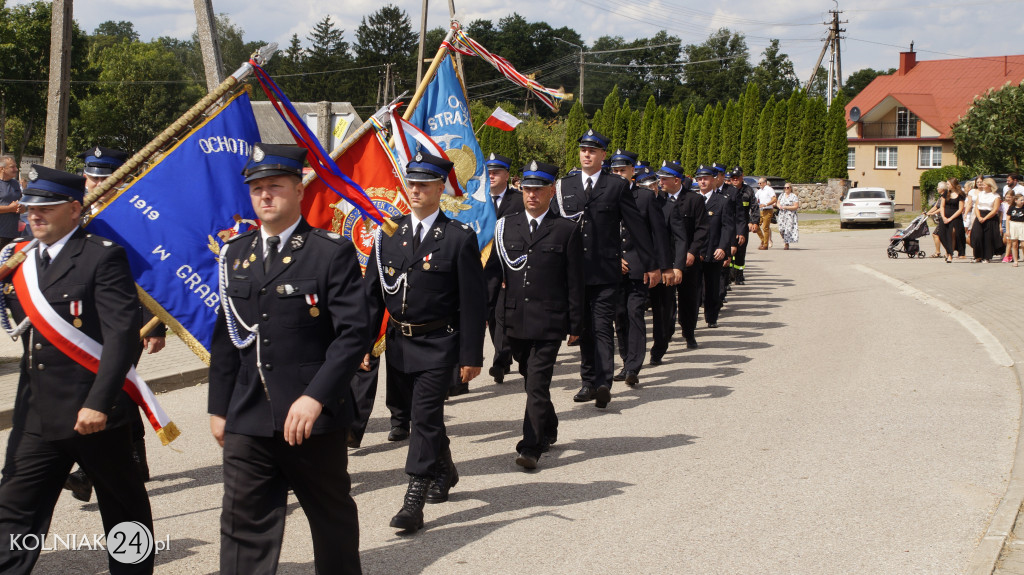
[70,300,83,328]
[233,259,240,270]
[422,253,432,270]
[249,253,256,262]
[386,267,395,276]
[306,294,319,317]
[3,284,12,295]
[242,260,250,269]
[282,256,292,265]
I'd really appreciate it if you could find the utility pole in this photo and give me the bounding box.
[579,49,585,109]
[194,0,225,93]
[807,2,847,106]
[416,0,428,86]
[554,37,585,108]
[42,0,72,170]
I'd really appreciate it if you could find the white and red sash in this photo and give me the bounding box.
[12,243,180,445]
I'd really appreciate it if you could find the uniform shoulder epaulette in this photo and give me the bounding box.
[392,213,411,224]
[312,228,345,244]
[610,172,628,182]
[225,228,256,244]
[83,233,119,248]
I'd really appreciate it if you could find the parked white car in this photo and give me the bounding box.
[839,187,895,228]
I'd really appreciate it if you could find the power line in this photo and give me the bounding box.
[0,62,391,85]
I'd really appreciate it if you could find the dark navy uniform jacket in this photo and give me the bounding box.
[554,170,654,286]
[3,228,141,441]
[699,191,735,261]
[365,211,487,372]
[667,190,710,270]
[209,218,370,437]
[718,183,744,246]
[493,187,525,219]
[621,183,672,279]
[486,211,584,341]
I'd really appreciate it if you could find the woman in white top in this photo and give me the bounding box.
[972,177,1002,262]
[963,177,980,246]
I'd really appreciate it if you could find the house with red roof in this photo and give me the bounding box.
[845,50,1024,207]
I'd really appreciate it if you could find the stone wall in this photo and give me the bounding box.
[789,179,849,211]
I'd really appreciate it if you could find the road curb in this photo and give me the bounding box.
[858,264,1023,575]
[970,360,1024,575]
[0,366,208,432]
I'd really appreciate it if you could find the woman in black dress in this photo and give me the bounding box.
[939,181,966,262]
[973,177,1003,262]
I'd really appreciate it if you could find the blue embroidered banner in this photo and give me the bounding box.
[409,54,495,253]
[87,91,261,362]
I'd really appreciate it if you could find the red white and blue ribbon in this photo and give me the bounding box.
[247,61,387,224]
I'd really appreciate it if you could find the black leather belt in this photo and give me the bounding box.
[389,316,453,337]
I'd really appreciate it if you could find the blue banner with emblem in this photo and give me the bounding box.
[86,91,261,363]
[409,55,495,254]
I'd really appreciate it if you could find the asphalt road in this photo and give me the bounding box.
[8,226,1020,575]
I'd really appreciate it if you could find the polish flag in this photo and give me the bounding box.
[483,106,522,131]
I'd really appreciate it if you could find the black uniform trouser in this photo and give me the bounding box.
[510,337,561,458]
[701,260,725,325]
[488,306,512,370]
[350,354,380,439]
[385,361,413,432]
[719,259,732,300]
[220,429,360,575]
[734,232,750,269]
[677,264,703,340]
[580,283,619,391]
[387,364,452,476]
[614,277,648,372]
[649,283,677,359]
[0,426,153,575]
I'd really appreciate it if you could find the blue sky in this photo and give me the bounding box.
[19,0,1024,84]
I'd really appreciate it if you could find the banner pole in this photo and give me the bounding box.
[84,44,279,209]
[403,24,457,121]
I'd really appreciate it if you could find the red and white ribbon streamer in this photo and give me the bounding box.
[443,28,569,111]
[12,245,179,444]
[389,104,466,197]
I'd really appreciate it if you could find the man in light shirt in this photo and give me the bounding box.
[755,177,777,249]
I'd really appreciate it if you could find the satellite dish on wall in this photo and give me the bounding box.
[850,106,861,122]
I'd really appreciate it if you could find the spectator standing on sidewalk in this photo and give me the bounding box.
[1003,173,1024,198]
[1006,193,1024,267]
[0,156,22,249]
[972,177,1002,263]
[755,177,776,249]
[938,181,966,262]
[776,183,800,249]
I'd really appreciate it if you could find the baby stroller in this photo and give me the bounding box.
[886,214,929,259]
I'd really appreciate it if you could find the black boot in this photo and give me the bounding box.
[736,270,745,285]
[63,468,93,503]
[426,449,459,504]
[132,439,150,482]
[390,475,430,532]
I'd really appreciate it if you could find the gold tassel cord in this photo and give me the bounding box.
[155,421,182,446]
